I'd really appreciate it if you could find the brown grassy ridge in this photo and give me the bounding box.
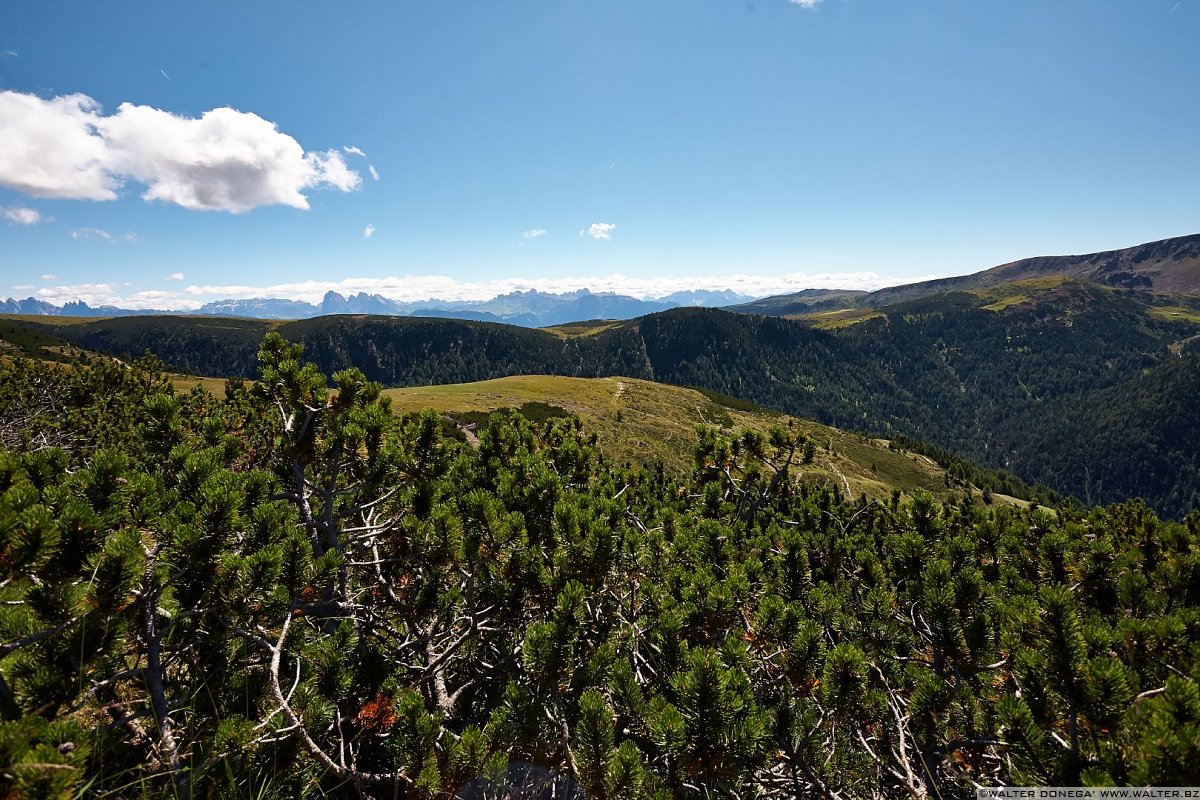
[381,374,1020,505]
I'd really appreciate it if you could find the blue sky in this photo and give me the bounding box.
[1,0,1198,308]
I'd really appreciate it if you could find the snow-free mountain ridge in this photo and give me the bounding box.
[1,288,756,327]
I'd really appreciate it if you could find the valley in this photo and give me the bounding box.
[7,238,1199,516]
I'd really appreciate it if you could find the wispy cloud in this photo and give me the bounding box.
[0,90,362,213]
[40,273,58,281]
[788,0,822,8]
[3,206,42,225]
[584,222,616,240]
[159,68,172,82]
[12,285,33,291]
[363,224,376,239]
[69,227,112,240]
[1,51,16,58]
[343,145,367,157]
[67,228,138,243]
[522,228,547,239]
[164,272,184,281]
[368,164,380,181]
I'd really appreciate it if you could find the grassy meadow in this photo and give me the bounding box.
[383,374,1012,504]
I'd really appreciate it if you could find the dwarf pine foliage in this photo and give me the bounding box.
[0,336,1197,799]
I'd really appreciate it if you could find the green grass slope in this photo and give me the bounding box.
[383,374,1023,505]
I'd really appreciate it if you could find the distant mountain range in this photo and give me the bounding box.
[0,287,756,327]
[0,297,163,317]
[10,234,1196,326]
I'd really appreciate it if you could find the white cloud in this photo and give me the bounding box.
[33,282,198,310]
[343,145,366,157]
[522,228,547,239]
[70,227,112,240]
[368,164,380,181]
[305,150,360,193]
[36,282,120,306]
[0,93,116,200]
[0,90,362,212]
[363,224,376,239]
[12,284,33,291]
[3,206,42,225]
[40,273,58,281]
[68,227,136,243]
[788,0,823,8]
[586,222,616,240]
[165,272,184,281]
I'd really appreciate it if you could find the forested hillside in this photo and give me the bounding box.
[5,278,1199,516]
[0,342,1198,798]
[24,314,648,386]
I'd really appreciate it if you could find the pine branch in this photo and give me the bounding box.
[0,616,82,658]
[264,609,414,789]
[141,544,188,800]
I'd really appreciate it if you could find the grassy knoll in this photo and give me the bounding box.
[383,375,1007,504]
[1149,305,1200,324]
[171,375,231,394]
[970,275,1070,311]
[539,320,625,337]
[793,307,884,329]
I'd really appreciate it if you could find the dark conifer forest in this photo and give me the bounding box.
[1,337,1197,798]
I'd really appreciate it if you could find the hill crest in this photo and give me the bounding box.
[864,233,1200,307]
